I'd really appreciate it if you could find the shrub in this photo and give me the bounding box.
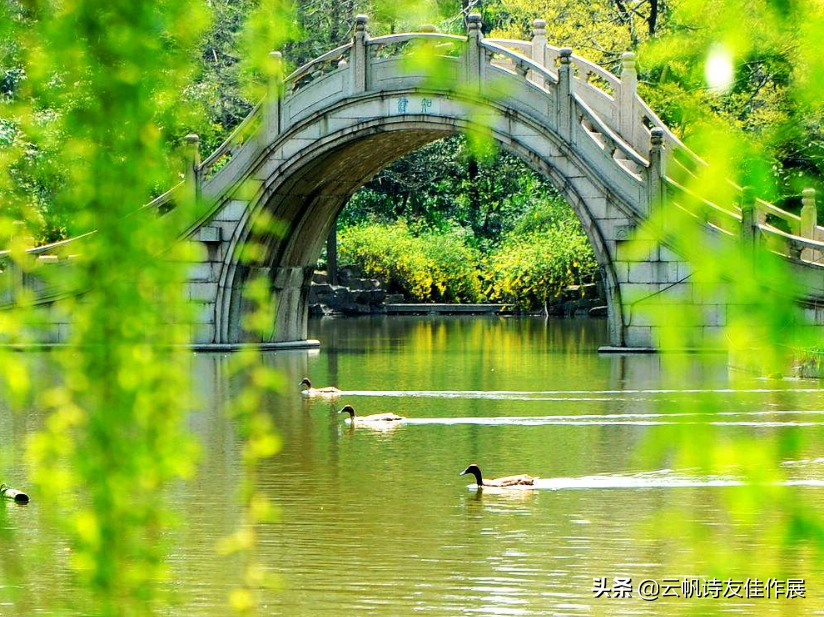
[338,221,484,302]
[337,199,598,309]
[484,217,598,311]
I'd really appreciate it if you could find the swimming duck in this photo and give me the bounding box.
[300,378,342,398]
[460,463,536,488]
[338,404,404,426]
[0,483,29,504]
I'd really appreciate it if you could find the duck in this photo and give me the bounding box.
[0,483,29,504]
[300,378,342,398]
[338,404,404,427]
[459,463,536,488]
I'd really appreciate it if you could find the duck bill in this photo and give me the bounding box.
[459,469,469,476]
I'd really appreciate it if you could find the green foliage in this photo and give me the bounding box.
[339,221,484,302]
[638,0,824,210]
[484,201,598,310]
[0,4,68,243]
[339,195,598,308]
[343,135,567,251]
[0,1,292,616]
[340,133,599,309]
[0,1,215,616]
[484,0,660,62]
[185,0,258,156]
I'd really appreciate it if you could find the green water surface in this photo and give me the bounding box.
[3,315,824,616]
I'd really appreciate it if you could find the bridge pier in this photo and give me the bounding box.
[270,266,313,344]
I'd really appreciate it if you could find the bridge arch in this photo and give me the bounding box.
[214,93,633,346]
[14,17,824,350]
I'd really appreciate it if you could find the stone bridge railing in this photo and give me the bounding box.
[186,14,822,251]
[2,13,822,309]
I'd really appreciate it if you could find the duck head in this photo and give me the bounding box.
[338,405,356,419]
[460,463,484,486]
[300,378,312,389]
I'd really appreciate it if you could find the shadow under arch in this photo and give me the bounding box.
[216,99,629,347]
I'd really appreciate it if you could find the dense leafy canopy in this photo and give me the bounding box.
[342,137,568,247]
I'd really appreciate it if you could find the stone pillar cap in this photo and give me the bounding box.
[622,52,636,69]
[467,13,482,24]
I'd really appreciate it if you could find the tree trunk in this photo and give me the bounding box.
[467,155,481,234]
[614,0,632,24]
[327,221,338,285]
[648,0,659,36]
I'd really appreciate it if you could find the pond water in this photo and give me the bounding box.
[3,315,824,616]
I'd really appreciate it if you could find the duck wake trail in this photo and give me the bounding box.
[470,469,824,491]
[401,409,824,427]
[340,387,823,401]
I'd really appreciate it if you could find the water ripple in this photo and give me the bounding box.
[399,409,824,427]
[467,470,824,491]
[340,388,824,399]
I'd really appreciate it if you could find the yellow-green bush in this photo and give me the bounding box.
[338,197,600,308]
[338,221,484,302]
[483,221,598,310]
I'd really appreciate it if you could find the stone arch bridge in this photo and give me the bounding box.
[2,15,823,350]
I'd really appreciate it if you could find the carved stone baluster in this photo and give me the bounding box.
[620,52,638,150]
[647,127,665,217]
[740,186,759,252]
[265,51,282,139]
[466,13,483,89]
[801,188,818,261]
[530,19,547,87]
[351,15,369,94]
[755,197,767,226]
[419,24,438,60]
[183,134,200,204]
[557,48,573,140]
